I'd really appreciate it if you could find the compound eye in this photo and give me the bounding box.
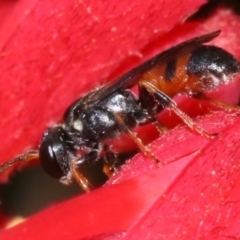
[39,127,70,180]
[39,138,63,179]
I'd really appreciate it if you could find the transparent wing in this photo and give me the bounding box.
[78,30,221,109]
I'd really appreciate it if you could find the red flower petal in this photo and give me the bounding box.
[2,1,240,240]
[122,113,240,240]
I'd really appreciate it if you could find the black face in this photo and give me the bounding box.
[39,126,75,183]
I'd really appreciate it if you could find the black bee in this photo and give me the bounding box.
[0,30,239,191]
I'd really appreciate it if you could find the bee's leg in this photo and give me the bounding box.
[71,149,100,192]
[138,84,168,135]
[115,113,162,166]
[149,117,168,135]
[70,166,93,192]
[102,148,119,178]
[139,81,216,139]
[194,92,240,112]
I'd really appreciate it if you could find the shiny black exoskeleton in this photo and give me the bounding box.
[1,30,240,191]
[40,89,152,184]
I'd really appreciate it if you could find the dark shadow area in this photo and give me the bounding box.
[189,0,240,20]
[0,166,81,216]
[0,151,135,217]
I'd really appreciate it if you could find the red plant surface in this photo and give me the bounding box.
[1,0,240,239]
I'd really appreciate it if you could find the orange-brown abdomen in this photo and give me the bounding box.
[141,45,240,97]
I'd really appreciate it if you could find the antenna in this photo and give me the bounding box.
[0,150,39,173]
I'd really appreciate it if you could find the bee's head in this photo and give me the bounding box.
[39,126,75,185]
